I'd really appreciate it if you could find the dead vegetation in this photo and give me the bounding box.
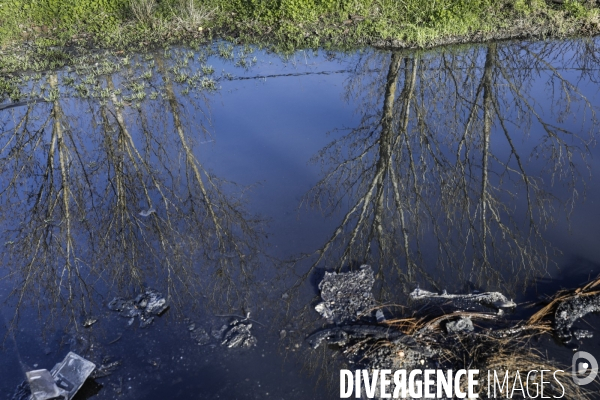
[171,0,216,32]
[374,276,600,398]
[529,275,600,325]
[129,0,157,25]
[343,304,590,398]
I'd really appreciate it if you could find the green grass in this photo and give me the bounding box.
[1,0,600,74]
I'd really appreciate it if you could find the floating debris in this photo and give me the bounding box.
[306,324,406,349]
[108,288,169,328]
[139,208,156,217]
[573,329,594,340]
[221,320,257,348]
[445,316,474,333]
[190,326,211,345]
[527,275,600,344]
[554,293,600,341]
[306,267,591,399]
[91,358,121,379]
[27,369,63,400]
[82,317,97,328]
[211,324,228,340]
[314,265,376,324]
[410,288,516,310]
[26,352,95,400]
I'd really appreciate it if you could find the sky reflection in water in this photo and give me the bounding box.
[1,39,600,399]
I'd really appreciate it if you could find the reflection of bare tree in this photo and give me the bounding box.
[302,52,434,289]
[0,58,265,329]
[155,54,264,305]
[0,73,88,327]
[447,42,595,288]
[281,43,598,392]
[301,41,596,298]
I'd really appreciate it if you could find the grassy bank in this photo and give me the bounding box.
[0,0,600,73]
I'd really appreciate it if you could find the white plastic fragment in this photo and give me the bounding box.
[139,208,156,217]
[26,369,65,400]
[51,352,96,399]
[25,352,95,400]
[376,309,386,322]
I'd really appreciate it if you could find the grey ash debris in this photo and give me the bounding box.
[190,326,211,345]
[314,264,377,324]
[184,317,255,348]
[554,293,600,341]
[445,316,474,334]
[221,319,257,349]
[409,288,516,312]
[308,265,435,371]
[108,288,169,328]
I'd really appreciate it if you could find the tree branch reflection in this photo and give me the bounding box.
[302,41,597,299]
[0,54,266,330]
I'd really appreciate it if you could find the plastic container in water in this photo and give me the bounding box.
[26,369,65,400]
[25,352,95,400]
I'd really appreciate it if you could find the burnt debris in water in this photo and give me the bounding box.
[306,265,595,399]
[107,289,169,328]
[314,265,376,324]
[409,288,516,312]
[445,316,475,334]
[307,265,438,371]
[190,325,211,346]
[221,319,257,349]
[554,293,600,341]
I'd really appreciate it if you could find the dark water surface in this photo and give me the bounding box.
[1,38,600,399]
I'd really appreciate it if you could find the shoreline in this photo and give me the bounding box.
[1,1,600,77]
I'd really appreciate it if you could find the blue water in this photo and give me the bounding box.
[1,39,600,399]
